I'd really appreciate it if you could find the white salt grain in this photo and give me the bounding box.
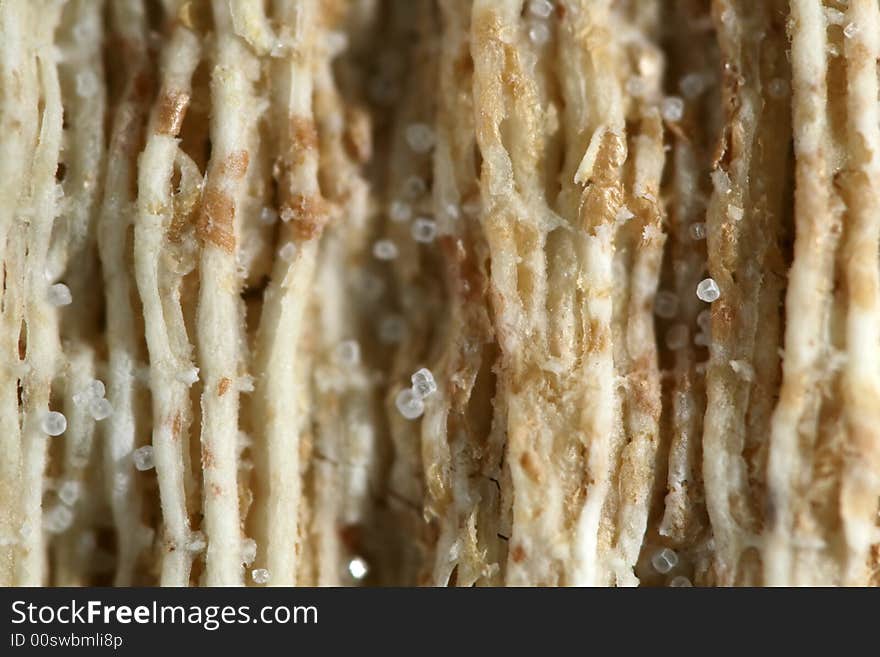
[661,96,685,122]
[411,368,437,399]
[696,278,721,303]
[679,73,707,99]
[402,176,427,199]
[42,411,67,436]
[405,123,435,153]
[528,22,550,45]
[278,242,297,262]
[768,78,789,98]
[88,397,113,421]
[133,445,155,471]
[654,291,679,319]
[372,239,399,260]
[58,480,81,506]
[389,200,411,223]
[75,71,97,97]
[651,547,679,574]
[697,309,712,334]
[528,0,553,19]
[241,538,257,565]
[348,557,369,579]
[378,315,406,344]
[176,367,199,385]
[334,340,361,367]
[669,576,693,587]
[395,388,425,420]
[626,76,646,98]
[86,379,105,400]
[252,568,270,584]
[48,283,72,307]
[44,505,74,534]
[411,218,437,243]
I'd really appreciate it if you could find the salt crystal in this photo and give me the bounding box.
[334,340,361,367]
[395,388,425,420]
[402,176,427,199]
[528,0,553,19]
[669,575,693,587]
[88,397,112,421]
[278,242,297,262]
[411,368,437,399]
[728,204,743,222]
[58,480,81,506]
[132,445,155,471]
[86,379,105,400]
[768,78,789,98]
[661,96,685,122]
[42,411,67,436]
[372,239,399,260]
[697,309,712,334]
[679,73,707,99]
[651,547,679,574]
[326,30,348,56]
[75,71,98,97]
[378,315,406,344]
[44,505,74,534]
[241,538,257,565]
[405,123,435,153]
[696,278,721,303]
[251,568,270,584]
[626,77,647,98]
[528,22,550,45]
[654,291,679,319]
[348,557,368,579]
[176,367,199,385]
[844,22,859,39]
[259,207,278,225]
[48,283,72,307]
[389,200,411,223]
[411,218,437,243]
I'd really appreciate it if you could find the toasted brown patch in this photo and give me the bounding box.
[588,319,610,354]
[217,377,231,396]
[202,445,215,469]
[291,116,319,154]
[511,544,526,563]
[519,451,543,483]
[220,150,250,180]
[198,188,236,252]
[282,193,329,241]
[156,89,190,136]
